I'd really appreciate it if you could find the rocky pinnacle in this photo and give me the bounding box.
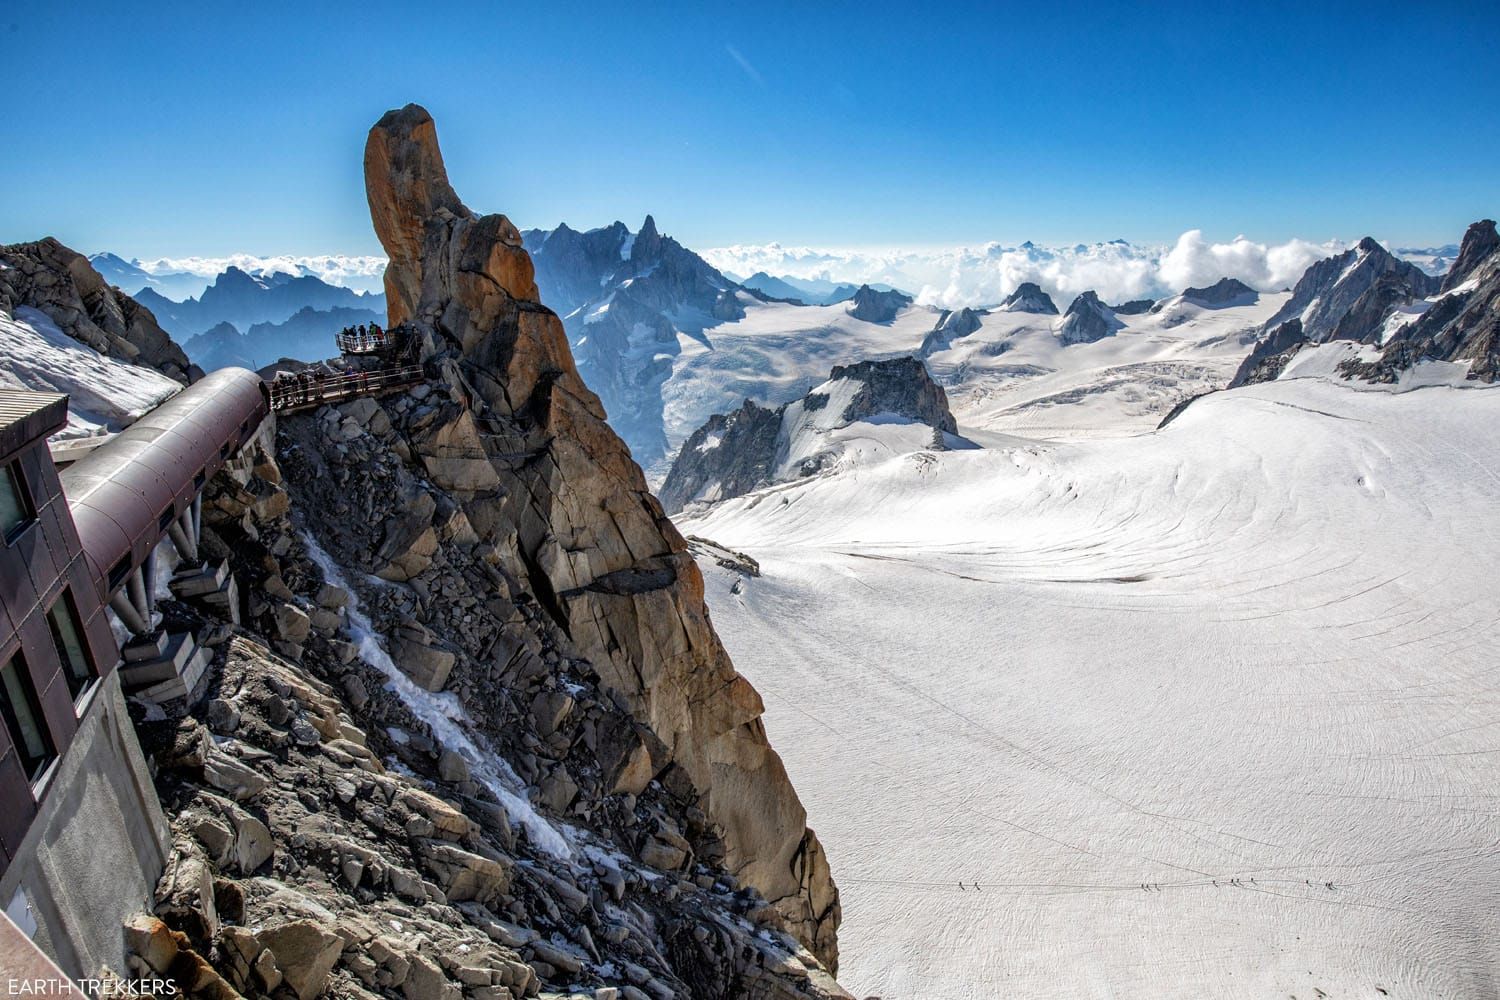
[362,104,842,968]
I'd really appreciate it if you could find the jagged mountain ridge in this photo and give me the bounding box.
[134,267,386,374]
[521,216,745,466]
[1231,227,1485,387]
[89,251,207,301]
[1342,219,1500,382]
[736,272,859,306]
[183,305,386,372]
[659,356,960,513]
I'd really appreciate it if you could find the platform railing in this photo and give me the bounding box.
[266,363,425,413]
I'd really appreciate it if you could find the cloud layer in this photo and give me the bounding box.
[137,253,388,295]
[703,232,1355,309]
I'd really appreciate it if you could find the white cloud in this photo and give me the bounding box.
[704,232,1354,310]
[136,253,388,295]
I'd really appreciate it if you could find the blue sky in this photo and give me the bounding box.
[2,1,1497,257]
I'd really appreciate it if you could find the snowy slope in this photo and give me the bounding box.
[679,373,1500,998]
[662,298,943,449]
[0,306,181,437]
[663,292,1283,458]
[926,291,1288,439]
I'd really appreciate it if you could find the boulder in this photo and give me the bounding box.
[256,920,344,1000]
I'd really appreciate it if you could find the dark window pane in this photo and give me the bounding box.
[1,463,30,542]
[0,653,55,781]
[48,593,94,700]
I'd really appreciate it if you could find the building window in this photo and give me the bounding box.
[0,653,55,782]
[1,462,33,544]
[47,592,94,702]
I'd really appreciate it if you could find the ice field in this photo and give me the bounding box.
[682,374,1500,998]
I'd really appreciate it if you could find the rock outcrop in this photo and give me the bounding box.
[1253,237,1437,348]
[1154,277,1257,311]
[1440,219,1499,294]
[1341,219,1500,383]
[660,356,958,512]
[360,104,841,969]
[1110,298,1155,315]
[1230,318,1306,386]
[1000,282,1058,314]
[1057,290,1122,345]
[844,284,912,323]
[919,306,985,356]
[0,237,198,383]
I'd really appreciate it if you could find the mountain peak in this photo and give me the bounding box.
[1058,290,1121,345]
[1001,281,1058,314]
[846,284,913,323]
[1441,218,1500,294]
[1356,236,1386,255]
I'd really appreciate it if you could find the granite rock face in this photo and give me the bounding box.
[361,104,841,969]
[1057,290,1122,345]
[660,356,957,513]
[0,237,199,383]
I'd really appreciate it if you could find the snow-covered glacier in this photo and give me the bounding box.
[681,369,1500,998]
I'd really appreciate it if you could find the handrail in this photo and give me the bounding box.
[267,364,425,413]
[336,329,394,355]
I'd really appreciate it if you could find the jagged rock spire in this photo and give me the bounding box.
[1442,219,1499,294]
[362,104,842,970]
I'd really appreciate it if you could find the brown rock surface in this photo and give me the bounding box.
[363,103,840,969]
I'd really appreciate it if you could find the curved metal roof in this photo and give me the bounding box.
[61,367,269,602]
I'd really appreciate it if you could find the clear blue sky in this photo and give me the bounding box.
[2,0,1497,257]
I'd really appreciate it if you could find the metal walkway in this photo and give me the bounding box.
[266,363,425,413]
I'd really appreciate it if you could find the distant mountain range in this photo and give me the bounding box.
[731,272,861,305]
[86,261,387,372]
[89,252,210,301]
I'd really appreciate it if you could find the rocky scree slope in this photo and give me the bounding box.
[126,400,851,1000]
[658,356,958,513]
